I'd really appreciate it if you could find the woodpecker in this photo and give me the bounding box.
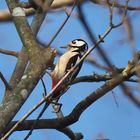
[51,39,88,99]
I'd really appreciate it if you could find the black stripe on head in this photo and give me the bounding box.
[70,39,88,50]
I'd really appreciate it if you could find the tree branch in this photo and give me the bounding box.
[0,0,85,22]
[0,48,18,57]
[0,71,12,90]
[72,72,139,85]
[4,4,47,100]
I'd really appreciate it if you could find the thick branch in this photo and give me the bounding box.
[0,47,54,135]
[8,119,83,139]
[5,4,48,97]
[6,1,41,60]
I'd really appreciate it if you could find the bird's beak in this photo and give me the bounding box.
[60,45,69,49]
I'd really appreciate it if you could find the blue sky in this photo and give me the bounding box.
[0,1,140,140]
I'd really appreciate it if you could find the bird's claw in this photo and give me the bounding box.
[51,102,62,113]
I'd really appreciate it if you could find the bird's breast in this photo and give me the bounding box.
[53,51,78,80]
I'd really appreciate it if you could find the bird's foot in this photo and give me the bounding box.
[51,102,62,113]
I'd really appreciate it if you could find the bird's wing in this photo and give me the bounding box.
[65,54,83,82]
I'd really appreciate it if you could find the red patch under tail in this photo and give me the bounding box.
[51,73,61,98]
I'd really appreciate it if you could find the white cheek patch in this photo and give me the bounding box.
[75,40,85,47]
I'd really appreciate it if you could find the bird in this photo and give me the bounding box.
[51,39,88,100]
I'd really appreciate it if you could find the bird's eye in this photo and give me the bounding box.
[72,41,76,44]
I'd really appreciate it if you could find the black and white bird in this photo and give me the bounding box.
[51,39,88,99]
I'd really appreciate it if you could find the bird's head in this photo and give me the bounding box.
[61,39,88,55]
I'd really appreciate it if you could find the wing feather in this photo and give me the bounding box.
[65,54,83,82]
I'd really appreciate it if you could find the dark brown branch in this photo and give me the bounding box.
[0,71,12,90]
[8,119,83,139]
[7,51,140,136]
[58,128,83,140]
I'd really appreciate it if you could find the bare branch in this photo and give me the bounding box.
[112,0,129,28]
[4,3,47,100]
[105,0,140,11]
[47,0,76,47]
[0,48,18,57]
[72,72,139,85]
[123,51,140,76]
[0,0,85,22]
[0,71,12,90]
[8,119,83,139]
[0,8,35,22]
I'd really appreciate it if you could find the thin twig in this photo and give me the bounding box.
[78,4,113,68]
[47,0,76,47]
[111,90,119,107]
[0,71,12,90]
[23,77,47,140]
[110,0,129,28]
[0,48,18,57]
[41,78,47,96]
[23,102,49,140]
[105,0,139,11]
